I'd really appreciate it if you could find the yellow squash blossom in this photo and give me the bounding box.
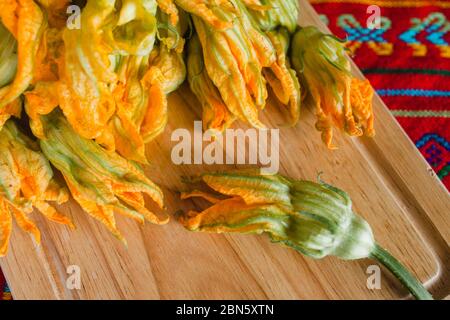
[139,9,187,143]
[54,0,142,142]
[179,170,432,300]
[0,119,72,256]
[184,0,302,131]
[140,44,186,142]
[18,0,117,142]
[174,0,233,29]
[36,0,71,28]
[242,0,299,33]
[262,29,301,125]
[37,110,168,242]
[241,0,301,125]
[0,0,68,128]
[156,0,179,26]
[0,0,45,109]
[102,8,186,161]
[187,34,235,133]
[0,21,22,129]
[107,41,186,161]
[25,0,186,163]
[0,21,18,89]
[290,26,375,148]
[0,99,22,131]
[185,0,276,131]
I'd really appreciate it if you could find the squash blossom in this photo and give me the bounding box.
[37,111,168,243]
[0,119,73,256]
[0,0,46,109]
[0,21,18,89]
[51,0,158,152]
[241,0,301,126]
[242,0,299,33]
[184,0,302,131]
[263,29,301,125]
[173,0,233,30]
[187,34,235,133]
[290,26,375,148]
[179,170,433,300]
[139,9,187,143]
[24,0,186,163]
[185,0,273,130]
[0,21,21,129]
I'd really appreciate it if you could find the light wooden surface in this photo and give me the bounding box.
[1,0,449,300]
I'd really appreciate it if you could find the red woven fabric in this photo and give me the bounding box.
[0,269,11,300]
[1,0,449,300]
[310,0,450,188]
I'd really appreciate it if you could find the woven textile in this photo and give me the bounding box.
[0,0,448,300]
[311,0,450,188]
[0,269,11,300]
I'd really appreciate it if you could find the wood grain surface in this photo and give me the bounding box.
[1,0,449,300]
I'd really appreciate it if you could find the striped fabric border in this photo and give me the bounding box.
[362,69,450,77]
[309,0,450,8]
[391,110,450,117]
[377,89,450,97]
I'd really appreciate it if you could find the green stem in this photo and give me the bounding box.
[370,244,433,300]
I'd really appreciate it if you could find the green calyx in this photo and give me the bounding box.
[289,180,375,260]
[290,26,351,88]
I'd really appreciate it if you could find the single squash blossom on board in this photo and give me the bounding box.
[0,119,73,256]
[37,111,168,243]
[290,26,375,148]
[179,170,432,300]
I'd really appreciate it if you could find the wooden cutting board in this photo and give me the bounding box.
[1,0,449,300]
